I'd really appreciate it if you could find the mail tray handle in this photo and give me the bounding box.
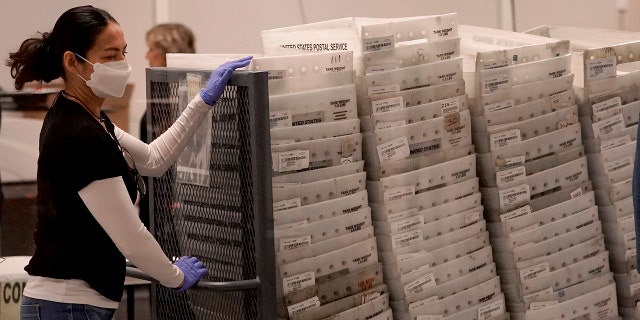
[126,266,261,292]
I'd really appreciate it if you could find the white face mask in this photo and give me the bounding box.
[75,53,132,98]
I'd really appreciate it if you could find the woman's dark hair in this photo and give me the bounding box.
[5,5,117,90]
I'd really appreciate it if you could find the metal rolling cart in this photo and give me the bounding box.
[127,68,274,320]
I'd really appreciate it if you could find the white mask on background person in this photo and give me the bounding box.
[75,53,132,98]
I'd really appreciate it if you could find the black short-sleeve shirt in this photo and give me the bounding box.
[25,93,137,302]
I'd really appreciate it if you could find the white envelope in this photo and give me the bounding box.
[268,71,355,95]
[512,220,602,264]
[274,208,372,252]
[478,145,584,187]
[477,123,582,171]
[473,89,575,133]
[523,282,617,320]
[477,54,572,96]
[475,74,575,115]
[320,293,389,320]
[475,40,570,70]
[279,262,383,311]
[476,105,578,153]
[361,13,459,45]
[408,276,502,319]
[396,232,491,276]
[251,51,354,78]
[593,99,640,127]
[523,272,614,309]
[359,81,466,116]
[502,191,596,234]
[363,37,461,72]
[363,110,471,168]
[290,284,388,320]
[275,226,375,266]
[272,172,366,206]
[270,119,361,144]
[516,236,606,279]
[400,263,496,308]
[268,85,358,129]
[270,133,362,175]
[439,294,506,320]
[398,245,492,285]
[360,94,468,132]
[371,177,479,219]
[366,144,474,181]
[598,196,633,223]
[273,190,368,225]
[508,205,598,248]
[364,57,463,94]
[519,251,610,297]
[278,237,379,280]
[272,160,363,185]
[367,154,476,202]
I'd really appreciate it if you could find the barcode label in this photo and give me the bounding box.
[481,74,510,94]
[275,220,307,231]
[495,155,525,171]
[498,184,530,212]
[529,300,558,311]
[366,64,399,74]
[586,57,617,80]
[464,211,482,226]
[391,215,424,234]
[391,229,423,249]
[384,185,416,202]
[592,96,622,115]
[372,96,404,114]
[283,271,315,295]
[520,262,550,281]
[375,120,407,131]
[496,166,526,187]
[273,198,301,212]
[404,273,436,297]
[440,97,461,115]
[268,70,286,81]
[368,83,400,96]
[484,99,514,114]
[594,113,626,138]
[387,208,419,222]
[275,150,310,172]
[523,287,553,303]
[600,135,631,151]
[377,136,411,163]
[363,36,395,52]
[479,58,509,70]
[280,235,312,252]
[500,204,531,222]
[287,296,320,317]
[478,299,505,320]
[605,156,632,174]
[490,129,521,150]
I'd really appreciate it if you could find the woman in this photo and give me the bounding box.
[140,23,197,230]
[6,5,251,319]
[145,23,196,68]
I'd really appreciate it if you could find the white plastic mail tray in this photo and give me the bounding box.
[268,85,357,128]
[273,190,368,225]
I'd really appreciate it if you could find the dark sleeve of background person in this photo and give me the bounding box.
[139,110,150,230]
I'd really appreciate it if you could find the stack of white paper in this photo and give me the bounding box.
[526,26,640,319]
[460,25,618,319]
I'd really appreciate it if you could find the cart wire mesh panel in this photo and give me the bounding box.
[145,68,274,320]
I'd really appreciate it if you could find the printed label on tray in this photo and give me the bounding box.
[586,57,617,80]
[377,136,411,163]
[372,96,404,114]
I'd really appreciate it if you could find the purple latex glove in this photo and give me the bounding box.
[173,256,208,292]
[199,56,253,105]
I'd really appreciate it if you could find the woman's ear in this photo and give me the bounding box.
[62,51,80,74]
